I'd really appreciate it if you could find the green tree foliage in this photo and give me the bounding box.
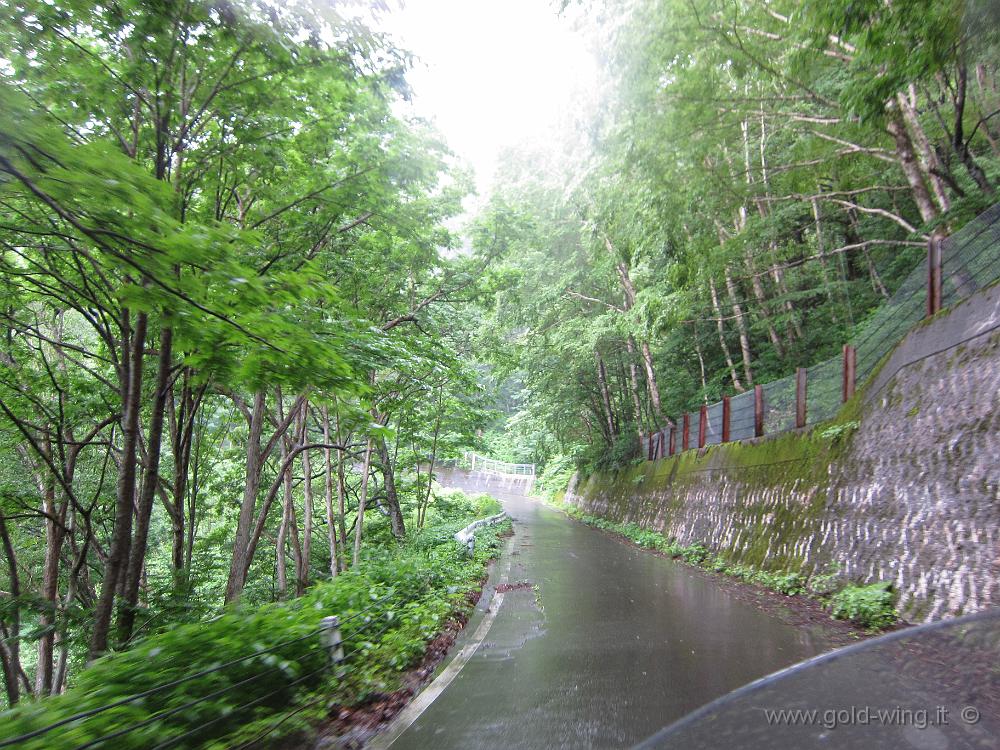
[0,0,493,709]
[477,0,1000,476]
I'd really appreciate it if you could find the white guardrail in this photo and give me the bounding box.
[467,452,535,476]
[454,512,508,555]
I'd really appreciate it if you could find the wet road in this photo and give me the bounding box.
[381,470,833,749]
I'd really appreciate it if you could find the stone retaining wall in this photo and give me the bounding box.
[566,284,1000,622]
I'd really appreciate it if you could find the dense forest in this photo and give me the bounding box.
[479,0,1000,483]
[0,0,998,742]
[0,0,497,718]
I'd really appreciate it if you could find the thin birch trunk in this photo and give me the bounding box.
[624,337,645,438]
[897,88,951,212]
[594,350,617,439]
[724,266,754,386]
[352,439,374,568]
[886,101,939,224]
[709,278,743,392]
[321,405,338,578]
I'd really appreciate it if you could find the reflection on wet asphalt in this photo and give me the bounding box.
[388,470,833,749]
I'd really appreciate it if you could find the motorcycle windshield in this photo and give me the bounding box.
[634,609,1000,750]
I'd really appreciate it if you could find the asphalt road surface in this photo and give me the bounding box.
[379,469,833,750]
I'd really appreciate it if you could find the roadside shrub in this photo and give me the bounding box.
[755,571,806,596]
[807,568,842,597]
[0,515,506,749]
[829,583,897,630]
[679,543,709,565]
[707,555,728,573]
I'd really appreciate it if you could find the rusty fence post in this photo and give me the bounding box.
[668,425,676,456]
[722,396,731,443]
[927,234,943,317]
[682,413,690,451]
[754,385,764,437]
[698,405,707,448]
[842,345,856,403]
[795,367,807,429]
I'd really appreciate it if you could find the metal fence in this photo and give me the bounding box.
[466,452,535,476]
[642,202,1000,460]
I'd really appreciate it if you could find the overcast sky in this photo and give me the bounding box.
[374,0,600,197]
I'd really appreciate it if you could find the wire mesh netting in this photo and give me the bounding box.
[853,263,927,383]
[806,356,842,424]
[686,410,700,448]
[705,401,723,445]
[728,390,756,441]
[643,202,1000,460]
[941,202,1000,307]
[762,373,797,434]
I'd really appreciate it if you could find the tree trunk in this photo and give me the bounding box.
[374,433,405,541]
[352,439,374,568]
[708,278,743,392]
[0,509,24,705]
[168,372,202,576]
[693,328,708,395]
[419,394,444,529]
[743,250,785,357]
[52,504,85,694]
[225,391,266,604]
[321,405,339,578]
[724,267,754,386]
[118,326,173,644]
[35,475,62,695]
[624,337,646,438]
[90,310,147,659]
[950,61,995,196]
[334,405,348,573]
[276,437,291,599]
[769,258,802,342]
[287,467,305,598]
[594,350,617,439]
[897,88,952,211]
[886,101,940,224]
[638,341,665,427]
[604,237,666,427]
[811,197,840,316]
[300,425,313,593]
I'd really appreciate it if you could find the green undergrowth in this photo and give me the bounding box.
[0,508,511,750]
[828,582,898,630]
[562,507,896,630]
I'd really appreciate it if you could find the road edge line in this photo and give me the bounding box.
[365,541,513,749]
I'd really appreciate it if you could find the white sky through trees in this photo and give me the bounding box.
[375,0,600,197]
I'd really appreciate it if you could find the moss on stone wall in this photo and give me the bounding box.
[566,282,1000,622]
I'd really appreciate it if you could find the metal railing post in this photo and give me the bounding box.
[754,385,764,437]
[842,344,856,402]
[795,367,807,429]
[927,233,943,317]
[321,616,344,672]
[698,404,707,448]
[722,396,731,443]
